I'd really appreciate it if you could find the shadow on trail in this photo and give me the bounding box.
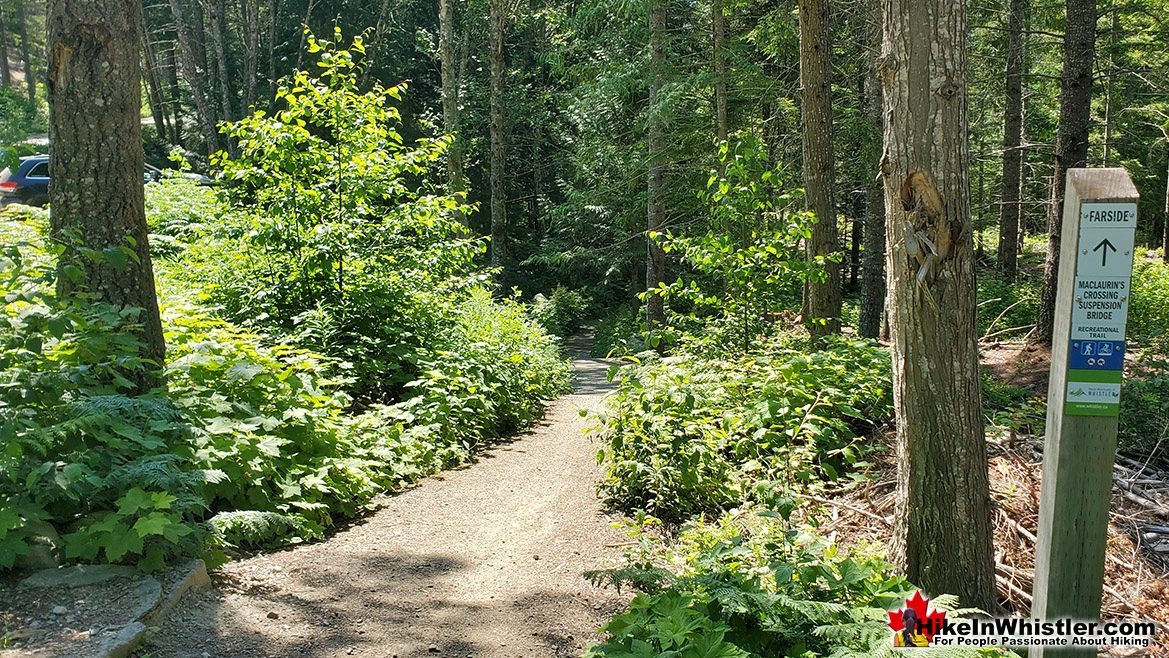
[164,548,614,658]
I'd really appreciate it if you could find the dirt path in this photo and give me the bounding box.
[144,350,628,658]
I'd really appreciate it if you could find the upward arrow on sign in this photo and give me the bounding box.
[1093,238,1117,267]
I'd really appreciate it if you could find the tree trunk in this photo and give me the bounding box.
[16,8,34,106]
[47,0,166,391]
[1101,3,1117,165]
[168,0,221,154]
[489,0,507,273]
[1034,0,1096,346]
[1163,152,1168,263]
[712,0,727,146]
[163,45,183,146]
[859,172,886,339]
[858,2,885,340]
[267,0,280,101]
[361,0,393,87]
[998,0,1026,281]
[645,0,667,329]
[880,0,996,611]
[142,31,170,144]
[241,0,260,111]
[799,0,841,341]
[0,6,11,88]
[205,0,235,125]
[294,0,318,72]
[439,0,466,205]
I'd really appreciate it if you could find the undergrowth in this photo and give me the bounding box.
[592,336,892,524]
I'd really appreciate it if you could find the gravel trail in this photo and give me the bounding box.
[144,351,627,658]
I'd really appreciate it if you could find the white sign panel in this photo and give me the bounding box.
[1075,228,1135,279]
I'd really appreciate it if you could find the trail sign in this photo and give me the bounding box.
[1032,169,1139,657]
[1064,200,1137,417]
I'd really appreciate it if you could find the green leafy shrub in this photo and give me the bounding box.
[585,509,1006,658]
[528,286,591,337]
[0,215,568,569]
[1130,259,1169,340]
[185,30,478,403]
[592,306,644,357]
[1120,342,1169,463]
[593,336,892,522]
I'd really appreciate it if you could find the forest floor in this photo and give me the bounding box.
[138,336,630,658]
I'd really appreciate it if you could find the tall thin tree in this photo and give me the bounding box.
[645,0,668,329]
[880,0,996,610]
[998,0,1027,281]
[712,0,728,147]
[1033,0,1097,346]
[798,0,841,341]
[489,0,508,273]
[0,6,11,88]
[439,0,466,205]
[16,4,34,106]
[857,0,885,340]
[47,0,166,391]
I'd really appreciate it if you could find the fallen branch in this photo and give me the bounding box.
[981,323,1036,343]
[804,494,890,526]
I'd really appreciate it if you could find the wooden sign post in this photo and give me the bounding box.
[1031,168,1139,657]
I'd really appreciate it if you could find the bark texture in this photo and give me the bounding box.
[799,0,841,340]
[998,0,1026,281]
[645,0,667,329]
[1034,0,1096,346]
[859,1,886,340]
[47,0,166,389]
[879,0,995,610]
[489,0,507,273]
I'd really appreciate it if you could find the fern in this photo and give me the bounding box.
[209,510,323,548]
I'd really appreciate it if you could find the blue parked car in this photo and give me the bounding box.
[1,155,213,208]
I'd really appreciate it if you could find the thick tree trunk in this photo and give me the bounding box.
[880,0,996,611]
[47,0,166,391]
[168,0,221,153]
[998,0,1026,281]
[645,0,667,329]
[489,0,507,273]
[799,0,841,341]
[1034,0,1096,346]
[439,0,466,205]
[712,0,727,146]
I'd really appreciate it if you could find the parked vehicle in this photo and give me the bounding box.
[0,155,213,208]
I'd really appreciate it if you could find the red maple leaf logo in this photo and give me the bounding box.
[887,591,948,643]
